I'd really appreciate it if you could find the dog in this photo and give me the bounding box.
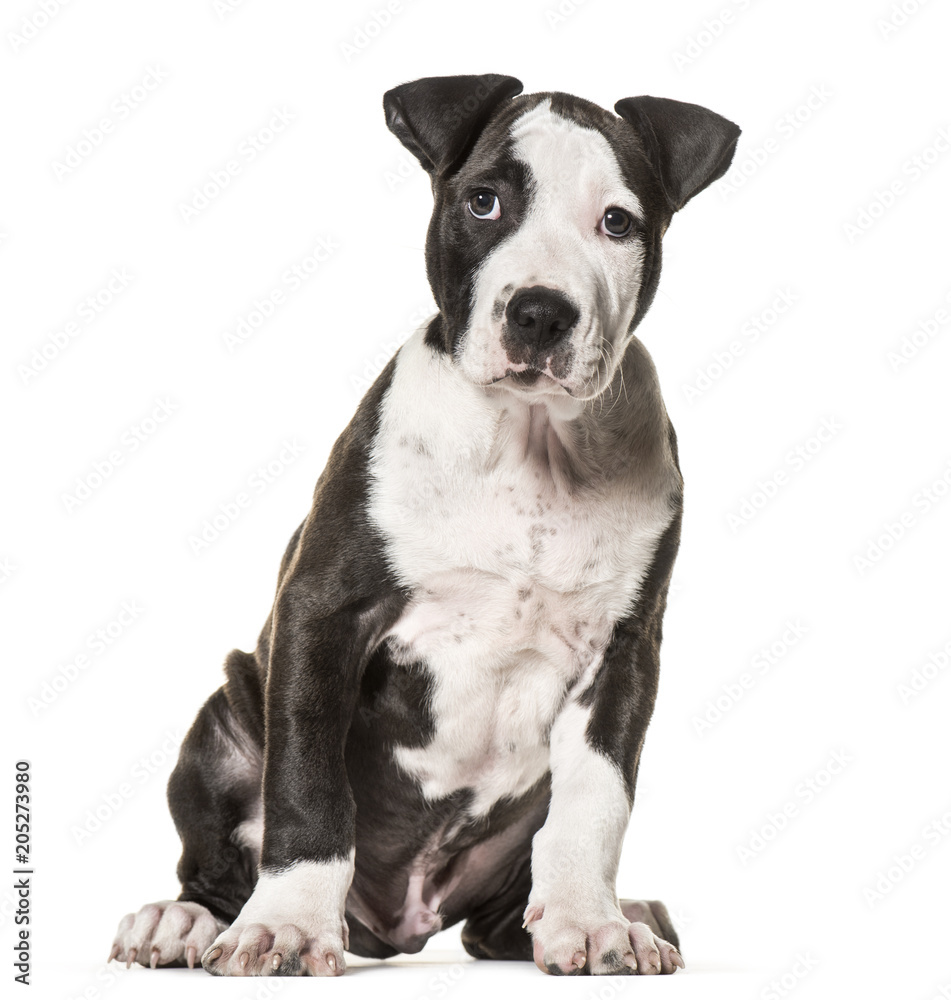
[109,73,739,977]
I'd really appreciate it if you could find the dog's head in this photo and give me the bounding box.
[384,74,739,401]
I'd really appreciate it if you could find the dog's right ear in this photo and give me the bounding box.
[384,74,523,178]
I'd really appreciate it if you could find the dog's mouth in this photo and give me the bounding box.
[483,368,573,395]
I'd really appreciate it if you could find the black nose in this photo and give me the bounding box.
[505,286,579,348]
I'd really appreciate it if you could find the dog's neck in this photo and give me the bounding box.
[381,328,671,497]
[474,341,670,494]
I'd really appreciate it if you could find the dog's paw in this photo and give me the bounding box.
[626,920,684,974]
[524,902,684,976]
[109,900,225,969]
[201,921,347,977]
[200,862,352,977]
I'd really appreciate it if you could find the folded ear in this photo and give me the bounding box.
[384,73,524,177]
[614,96,740,212]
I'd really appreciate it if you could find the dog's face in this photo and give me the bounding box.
[385,75,739,401]
[432,96,652,401]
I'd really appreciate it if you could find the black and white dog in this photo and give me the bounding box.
[110,74,739,978]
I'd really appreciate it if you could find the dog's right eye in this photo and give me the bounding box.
[468,191,501,220]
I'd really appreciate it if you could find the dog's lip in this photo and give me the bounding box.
[482,369,572,394]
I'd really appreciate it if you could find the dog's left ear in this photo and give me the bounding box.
[384,73,524,178]
[614,96,740,212]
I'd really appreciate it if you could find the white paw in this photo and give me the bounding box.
[201,860,352,977]
[109,900,225,969]
[525,902,684,976]
[202,920,347,977]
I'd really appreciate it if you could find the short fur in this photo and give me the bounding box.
[109,73,739,978]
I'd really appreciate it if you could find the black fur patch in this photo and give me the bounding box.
[579,441,684,803]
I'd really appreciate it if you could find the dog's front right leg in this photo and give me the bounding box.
[201,577,375,978]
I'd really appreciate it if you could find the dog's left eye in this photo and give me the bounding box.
[600,208,634,238]
[468,191,501,220]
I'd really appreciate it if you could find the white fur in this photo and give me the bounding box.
[368,331,676,815]
[228,857,353,927]
[460,99,647,398]
[527,699,630,915]
[203,855,353,975]
[233,800,263,859]
[523,699,648,972]
[111,899,225,968]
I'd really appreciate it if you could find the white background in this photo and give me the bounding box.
[3,0,950,998]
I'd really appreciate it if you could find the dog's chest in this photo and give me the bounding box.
[367,341,673,812]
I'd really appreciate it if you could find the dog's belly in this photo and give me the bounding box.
[346,791,547,955]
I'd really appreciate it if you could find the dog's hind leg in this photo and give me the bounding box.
[619,899,680,950]
[109,650,265,969]
[618,899,684,972]
[460,856,534,962]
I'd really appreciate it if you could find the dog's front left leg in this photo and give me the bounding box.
[201,577,381,978]
[524,614,684,977]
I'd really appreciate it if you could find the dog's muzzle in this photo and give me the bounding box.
[498,286,582,388]
[503,286,579,351]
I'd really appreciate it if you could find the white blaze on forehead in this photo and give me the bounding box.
[509,99,644,229]
[460,99,647,393]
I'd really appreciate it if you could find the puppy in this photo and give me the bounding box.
[110,73,739,977]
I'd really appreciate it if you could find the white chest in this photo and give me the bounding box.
[367,334,676,812]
